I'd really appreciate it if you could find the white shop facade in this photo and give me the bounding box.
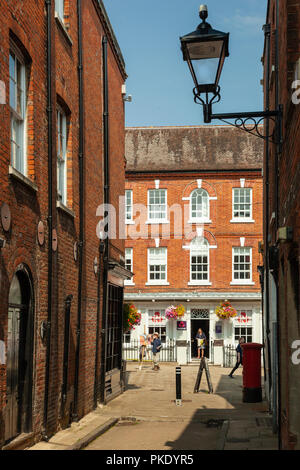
[123,291,262,365]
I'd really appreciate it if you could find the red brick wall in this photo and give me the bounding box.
[264,0,300,451]
[0,0,126,445]
[125,171,263,294]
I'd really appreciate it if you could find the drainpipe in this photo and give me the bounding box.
[94,242,104,408]
[275,0,282,449]
[73,0,84,422]
[62,295,73,413]
[99,36,109,405]
[263,22,273,407]
[43,0,54,441]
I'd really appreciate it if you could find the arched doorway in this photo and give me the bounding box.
[5,267,34,443]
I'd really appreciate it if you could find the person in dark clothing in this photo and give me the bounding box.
[196,328,206,359]
[229,337,245,377]
[151,332,162,371]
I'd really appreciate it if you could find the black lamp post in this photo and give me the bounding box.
[180,5,229,123]
[180,5,282,142]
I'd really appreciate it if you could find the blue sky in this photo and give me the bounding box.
[102,0,267,127]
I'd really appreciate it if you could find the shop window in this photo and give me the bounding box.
[234,327,253,343]
[123,331,131,344]
[148,309,167,343]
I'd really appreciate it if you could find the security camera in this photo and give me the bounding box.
[0,238,6,249]
[124,94,132,102]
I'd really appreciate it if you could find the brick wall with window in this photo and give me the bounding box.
[125,126,263,294]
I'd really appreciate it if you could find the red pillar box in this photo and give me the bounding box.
[241,343,263,403]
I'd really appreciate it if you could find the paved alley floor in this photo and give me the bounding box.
[85,361,278,451]
[29,361,278,451]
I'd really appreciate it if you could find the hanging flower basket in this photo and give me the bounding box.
[123,303,141,332]
[165,305,186,320]
[215,300,237,320]
[176,304,186,317]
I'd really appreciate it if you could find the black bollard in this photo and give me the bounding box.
[176,366,182,406]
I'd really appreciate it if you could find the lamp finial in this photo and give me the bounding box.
[199,4,208,21]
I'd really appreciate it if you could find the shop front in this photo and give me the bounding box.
[123,293,262,365]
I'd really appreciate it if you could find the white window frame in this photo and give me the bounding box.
[55,0,65,21]
[189,188,211,223]
[9,44,27,176]
[231,188,254,223]
[146,189,169,224]
[231,247,255,285]
[57,107,67,206]
[146,247,169,285]
[125,190,134,224]
[124,248,135,286]
[188,237,212,286]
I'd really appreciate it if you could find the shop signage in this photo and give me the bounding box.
[177,321,187,330]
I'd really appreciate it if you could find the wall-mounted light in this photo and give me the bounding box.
[121,84,132,102]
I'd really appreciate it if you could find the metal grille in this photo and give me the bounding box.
[106,284,123,373]
[122,339,176,362]
[191,309,209,319]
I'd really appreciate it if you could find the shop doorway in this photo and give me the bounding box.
[5,268,34,443]
[191,318,210,359]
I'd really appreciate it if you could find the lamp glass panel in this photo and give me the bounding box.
[191,57,220,85]
[186,40,223,60]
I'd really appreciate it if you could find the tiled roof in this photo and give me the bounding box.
[125,126,263,172]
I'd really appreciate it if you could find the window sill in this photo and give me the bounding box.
[230,281,255,286]
[145,220,170,225]
[55,12,73,46]
[145,281,170,286]
[56,200,75,218]
[124,280,135,286]
[230,219,255,224]
[187,219,212,225]
[125,220,135,225]
[188,281,212,286]
[9,166,38,192]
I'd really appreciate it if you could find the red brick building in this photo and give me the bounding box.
[262,0,300,450]
[124,126,263,365]
[0,0,129,448]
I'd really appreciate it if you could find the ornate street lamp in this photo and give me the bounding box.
[180,5,282,142]
[180,5,229,123]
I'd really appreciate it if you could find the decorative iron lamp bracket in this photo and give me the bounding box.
[194,86,282,143]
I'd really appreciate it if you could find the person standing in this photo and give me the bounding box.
[138,333,147,370]
[146,333,152,360]
[229,337,245,378]
[151,332,162,371]
[196,328,206,359]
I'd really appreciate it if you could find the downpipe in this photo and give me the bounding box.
[72,0,84,422]
[42,0,54,441]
